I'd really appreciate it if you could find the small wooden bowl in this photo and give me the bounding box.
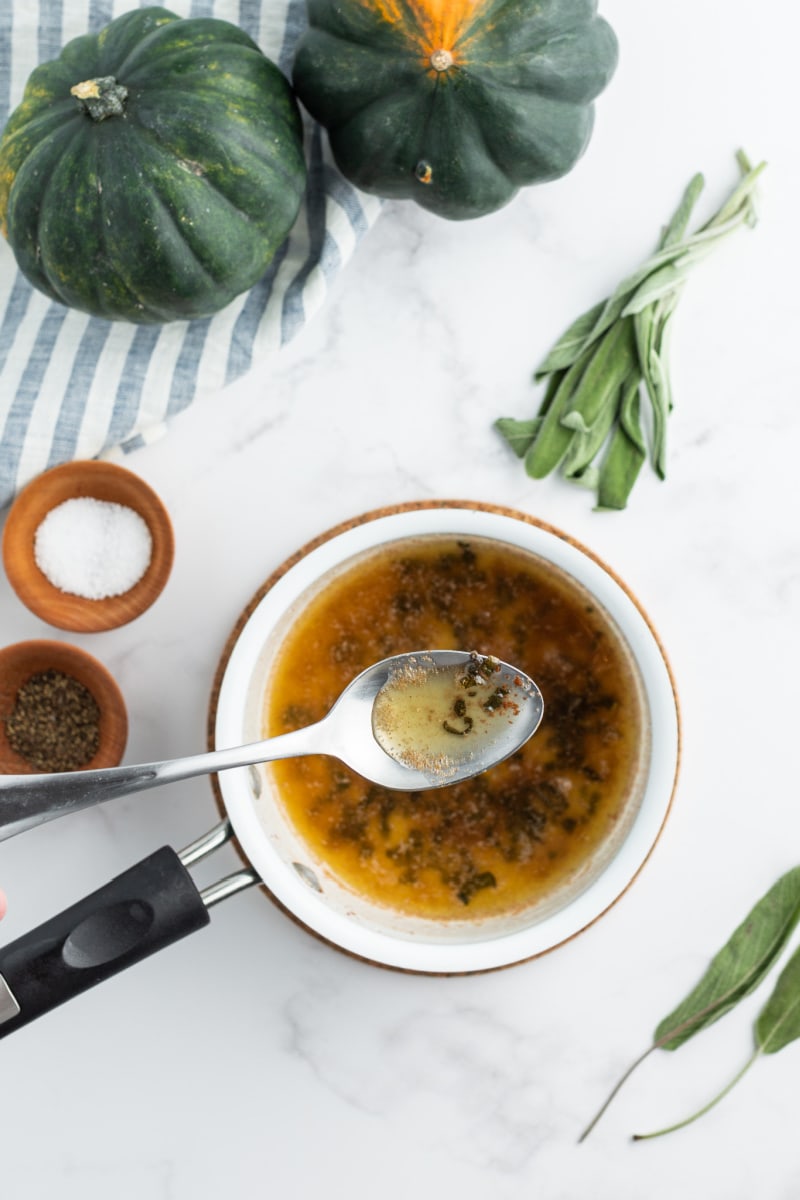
[2,461,174,632]
[0,640,128,775]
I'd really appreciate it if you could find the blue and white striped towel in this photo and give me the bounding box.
[0,0,381,510]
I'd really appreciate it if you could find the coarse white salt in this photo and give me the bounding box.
[34,497,153,601]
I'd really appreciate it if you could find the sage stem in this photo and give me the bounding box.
[577,1044,656,1142]
[631,1050,761,1142]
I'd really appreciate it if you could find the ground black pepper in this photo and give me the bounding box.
[5,668,100,771]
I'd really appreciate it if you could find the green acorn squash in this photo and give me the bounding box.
[293,0,618,220]
[0,7,307,323]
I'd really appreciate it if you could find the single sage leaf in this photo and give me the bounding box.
[649,353,672,479]
[622,260,689,316]
[635,313,673,479]
[563,380,625,478]
[494,417,542,458]
[534,300,606,377]
[756,941,800,1054]
[560,411,592,435]
[702,152,764,230]
[658,172,705,249]
[654,865,800,1051]
[619,374,646,454]
[524,419,574,480]
[563,317,638,430]
[650,290,680,369]
[535,369,567,419]
[523,346,595,478]
[566,463,600,491]
[595,401,646,511]
[497,372,566,457]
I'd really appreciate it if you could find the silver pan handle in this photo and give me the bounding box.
[178,818,260,907]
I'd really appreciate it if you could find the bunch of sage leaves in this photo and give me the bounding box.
[580,865,800,1140]
[496,151,765,509]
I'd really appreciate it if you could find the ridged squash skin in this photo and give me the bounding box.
[0,7,307,323]
[293,0,618,220]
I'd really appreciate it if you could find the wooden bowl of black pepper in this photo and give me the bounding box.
[0,641,127,775]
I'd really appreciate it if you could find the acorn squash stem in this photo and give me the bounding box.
[70,77,129,122]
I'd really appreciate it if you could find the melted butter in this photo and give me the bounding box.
[372,652,518,775]
[263,535,647,921]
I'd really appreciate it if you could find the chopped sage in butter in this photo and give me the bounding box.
[496,151,766,510]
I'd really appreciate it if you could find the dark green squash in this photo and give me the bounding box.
[293,0,618,220]
[0,7,307,323]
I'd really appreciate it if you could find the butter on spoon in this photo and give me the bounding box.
[372,651,543,779]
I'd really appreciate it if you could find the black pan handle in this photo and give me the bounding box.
[0,846,210,1038]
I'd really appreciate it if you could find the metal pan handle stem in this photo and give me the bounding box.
[0,820,260,1039]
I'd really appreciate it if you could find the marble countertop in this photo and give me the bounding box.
[1,2,799,1196]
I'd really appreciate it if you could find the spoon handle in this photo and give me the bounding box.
[0,724,325,842]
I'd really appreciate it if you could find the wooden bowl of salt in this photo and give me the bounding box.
[2,461,174,632]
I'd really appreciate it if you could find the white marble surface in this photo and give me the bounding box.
[1,1,800,1195]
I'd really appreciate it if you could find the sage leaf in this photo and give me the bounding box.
[579,864,800,1140]
[654,865,800,1051]
[635,308,673,481]
[562,383,621,478]
[658,172,705,249]
[493,417,542,458]
[632,940,800,1141]
[560,411,592,435]
[562,317,638,430]
[522,345,594,478]
[756,941,800,1054]
[703,150,760,229]
[496,372,565,459]
[534,301,606,377]
[622,260,689,316]
[495,151,765,509]
[567,463,600,491]
[619,372,647,453]
[595,380,646,511]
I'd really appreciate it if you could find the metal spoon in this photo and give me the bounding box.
[0,650,544,842]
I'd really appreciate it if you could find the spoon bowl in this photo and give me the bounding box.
[0,650,542,842]
[325,649,543,789]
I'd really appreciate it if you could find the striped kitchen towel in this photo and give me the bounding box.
[0,0,382,510]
